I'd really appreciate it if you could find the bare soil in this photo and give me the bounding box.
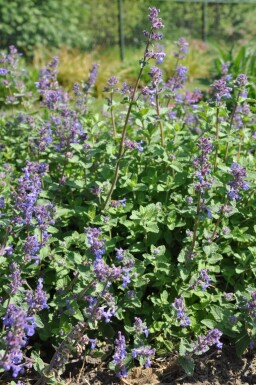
[65,345,256,385]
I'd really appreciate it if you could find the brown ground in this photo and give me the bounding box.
[1,345,256,385]
[65,345,256,385]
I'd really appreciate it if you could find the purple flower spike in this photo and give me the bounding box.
[194,329,223,354]
[192,137,213,193]
[172,297,190,327]
[134,317,149,338]
[228,162,249,200]
[211,79,232,101]
[112,332,128,378]
[174,38,189,59]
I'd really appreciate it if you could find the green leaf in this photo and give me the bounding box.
[31,351,45,374]
[179,356,195,376]
[235,333,250,356]
[201,319,217,328]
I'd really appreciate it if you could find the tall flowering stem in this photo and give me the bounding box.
[190,137,213,254]
[224,91,240,162]
[224,75,248,162]
[102,52,148,210]
[191,190,201,254]
[156,89,165,147]
[110,91,117,141]
[103,7,164,210]
[213,104,220,172]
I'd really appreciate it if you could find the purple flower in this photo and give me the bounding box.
[13,161,49,226]
[1,304,36,377]
[192,137,213,193]
[9,263,23,295]
[0,68,8,76]
[186,196,193,205]
[115,248,125,261]
[2,244,13,256]
[89,338,97,349]
[166,65,188,93]
[112,332,128,378]
[194,329,223,354]
[222,226,230,235]
[228,162,249,200]
[174,38,189,59]
[211,79,232,101]
[0,197,4,208]
[148,66,163,86]
[85,227,106,259]
[132,346,156,368]
[87,63,99,90]
[107,76,118,87]
[197,269,211,291]
[235,74,248,87]
[148,7,164,30]
[25,278,48,311]
[172,297,190,327]
[110,198,126,208]
[23,235,41,263]
[134,317,149,338]
[125,139,143,152]
[145,49,166,64]
[246,291,256,316]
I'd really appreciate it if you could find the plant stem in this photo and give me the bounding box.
[224,91,240,162]
[155,90,165,147]
[210,196,228,242]
[191,191,201,253]
[213,104,219,172]
[110,92,116,141]
[102,38,151,210]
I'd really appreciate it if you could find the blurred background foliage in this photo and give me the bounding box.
[0,0,255,91]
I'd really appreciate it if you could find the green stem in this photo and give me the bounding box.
[213,104,219,172]
[210,196,228,242]
[156,90,165,147]
[102,38,151,210]
[110,92,116,141]
[224,91,240,162]
[191,191,201,253]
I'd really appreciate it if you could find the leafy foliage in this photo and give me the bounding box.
[0,6,256,384]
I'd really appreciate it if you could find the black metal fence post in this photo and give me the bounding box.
[118,0,125,62]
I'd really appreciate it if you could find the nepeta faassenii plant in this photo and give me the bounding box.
[0,4,255,384]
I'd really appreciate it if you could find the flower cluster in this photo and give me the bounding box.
[13,161,48,226]
[125,139,143,152]
[110,198,127,208]
[166,65,188,94]
[132,346,156,368]
[0,46,28,105]
[192,137,213,193]
[73,63,99,113]
[172,297,190,327]
[85,227,106,259]
[174,37,189,60]
[228,162,249,200]
[9,262,23,295]
[134,317,149,337]
[211,78,232,102]
[0,304,36,377]
[221,61,232,82]
[112,332,128,377]
[194,329,223,354]
[194,269,211,291]
[246,291,256,317]
[35,57,68,110]
[25,278,48,312]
